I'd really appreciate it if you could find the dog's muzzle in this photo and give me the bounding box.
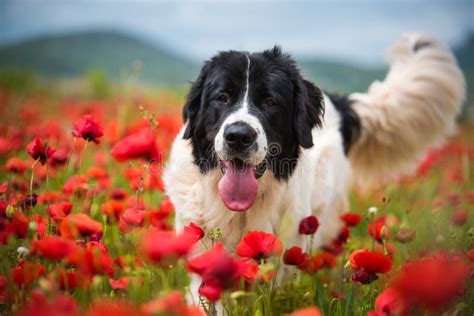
[223,122,257,157]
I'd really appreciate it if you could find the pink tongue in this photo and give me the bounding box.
[218,162,258,212]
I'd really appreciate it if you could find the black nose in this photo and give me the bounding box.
[224,122,257,151]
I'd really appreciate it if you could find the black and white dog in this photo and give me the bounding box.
[164,32,464,257]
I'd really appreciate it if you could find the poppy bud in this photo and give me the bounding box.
[351,270,378,285]
[395,228,416,243]
[299,215,319,235]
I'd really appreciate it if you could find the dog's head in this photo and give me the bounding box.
[182,46,324,212]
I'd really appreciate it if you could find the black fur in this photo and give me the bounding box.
[182,46,325,180]
[326,93,361,154]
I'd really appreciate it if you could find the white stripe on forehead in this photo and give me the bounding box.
[242,54,251,110]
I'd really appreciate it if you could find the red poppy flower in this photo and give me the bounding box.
[297,253,322,273]
[341,212,362,227]
[335,226,350,245]
[236,231,283,261]
[0,181,7,195]
[298,215,319,235]
[284,246,307,266]
[368,216,390,243]
[52,269,89,291]
[0,137,11,155]
[350,249,393,274]
[110,188,128,201]
[390,253,470,311]
[314,252,338,269]
[109,277,130,291]
[289,307,322,316]
[49,149,68,167]
[20,193,38,210]
[17,290,79,316]
[467,249,474,262]
[62,175,88,196]
[141,291,204,316]
[111,128,162,162]
[85,300,144,316]
[140,228,198,266]
[59,214,103,240]
[184,222,205,241]
[0,211,29,244]
[0,275,7,304]
[451,210,468,226]
[32,236,78,261]
[239,258,260,283]
[11,262,45,287]
[101,200,126,221]
[4,157,29,174]
[37,191,61,205]
[119,208,145,232]
[66,242,114,276]
[374,288,407,316]
[27,137,56,165]
[72,115,103,144]
[155,198,174,219]
[188,243,247,301]
[351,269,380,285]
[48,201,73,222]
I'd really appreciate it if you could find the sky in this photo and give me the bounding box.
[0,0,473,66]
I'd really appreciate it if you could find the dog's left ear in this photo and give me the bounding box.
[293,78,325,148]
[182,62,210,139]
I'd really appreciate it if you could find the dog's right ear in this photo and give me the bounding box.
[182,63,210,139]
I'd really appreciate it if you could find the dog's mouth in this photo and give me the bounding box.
[217,159,266,212]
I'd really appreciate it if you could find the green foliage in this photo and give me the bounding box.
[0,68,37,93]
[85,68,111,99]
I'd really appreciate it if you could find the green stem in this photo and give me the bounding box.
[136,163,148,209]
[29,159,39,197]
[344,284,355,316]
[78,140,88,175]
[159,268,169,290]
[60,138,76,201]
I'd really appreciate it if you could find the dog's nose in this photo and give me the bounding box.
[224,122,257,151]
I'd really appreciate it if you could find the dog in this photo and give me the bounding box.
[163,32,464,289]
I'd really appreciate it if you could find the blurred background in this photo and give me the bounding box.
[0,0,473,116]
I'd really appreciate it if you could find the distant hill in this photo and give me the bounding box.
[300,33,474,97]
[0,30,472,98]
[0,31,200,86]
[299,59,386,94]
[454,32,474,105]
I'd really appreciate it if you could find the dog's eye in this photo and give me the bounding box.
[217,94,230,104]
[264,98,275,107]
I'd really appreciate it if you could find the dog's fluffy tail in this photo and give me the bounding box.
[348,33,465,185]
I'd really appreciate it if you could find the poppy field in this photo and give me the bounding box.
[0,83,473,316]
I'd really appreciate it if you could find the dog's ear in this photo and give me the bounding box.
[182,63,210,139]
[293,79,325,148]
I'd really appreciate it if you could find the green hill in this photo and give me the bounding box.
[0,31,199,86]
[0,30,472,98]
[455,32,474,105]
[299,59,386,94]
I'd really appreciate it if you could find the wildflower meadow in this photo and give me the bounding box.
[0,82,472,316]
